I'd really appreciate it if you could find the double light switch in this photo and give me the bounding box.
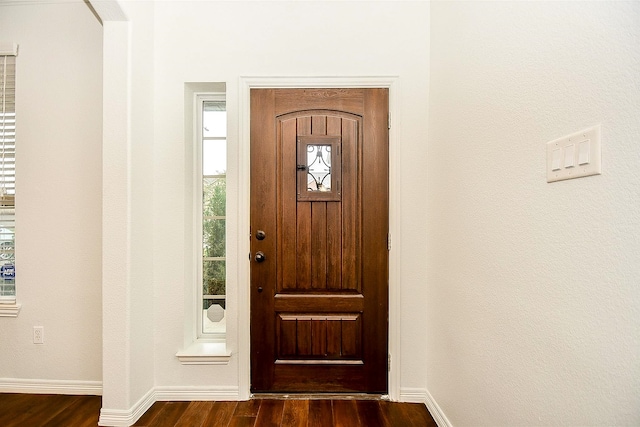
[547,125,601,183]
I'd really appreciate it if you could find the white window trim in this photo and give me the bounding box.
[176,86,230,364]
[0,302,20,317]
[0,43,18,57]
[0,303,22,317]
[175,341,230,365]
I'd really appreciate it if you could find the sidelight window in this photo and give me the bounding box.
[198,95,226,337]
[176,84,231,363]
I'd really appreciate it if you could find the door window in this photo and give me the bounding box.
[297,136,341,202]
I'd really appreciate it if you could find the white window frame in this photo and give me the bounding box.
[0,42,19,317]
[176,87,231,364]
[196,92,227,341]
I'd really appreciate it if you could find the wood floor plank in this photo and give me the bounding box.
[0,393,29,408]
[74,396,104,427]
[43,395,101,427]
[233,399,261,417]
[147,401,191,427]
[308,399,333,427]
[2,394,80,427]
[202,401,237,427]
[0,394,34,425]
[402,402,438,427]
[134,402,166,426]
[174,401,213,427]
[379,400,412,427]
[254,399,284,427]
[332,400,360,427]
[356,400,388,427]
[281,399,309,427]
[227,415,257,427]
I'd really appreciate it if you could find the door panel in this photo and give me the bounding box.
[251,89,388,393]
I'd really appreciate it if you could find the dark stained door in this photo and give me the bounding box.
[250,88,389,393]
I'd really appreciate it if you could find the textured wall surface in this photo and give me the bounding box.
[149,0,430,392]
[0,1,103,383]
[427,1,640,425]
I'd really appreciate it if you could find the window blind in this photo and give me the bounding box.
[0,49,16,302]
[0,55,16,202]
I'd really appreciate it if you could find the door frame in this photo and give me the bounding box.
[238,76,401,400]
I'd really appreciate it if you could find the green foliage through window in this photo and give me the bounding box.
[203,177,226,307]
[200,96,226,324]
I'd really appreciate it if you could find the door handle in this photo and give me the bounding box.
[255,251,266,263]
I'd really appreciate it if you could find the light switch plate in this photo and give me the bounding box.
[547,125,601,183]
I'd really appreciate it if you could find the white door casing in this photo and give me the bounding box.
[237,76,401,400]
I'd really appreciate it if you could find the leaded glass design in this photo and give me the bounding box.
[297,136,342,202]
[307,145,332,192]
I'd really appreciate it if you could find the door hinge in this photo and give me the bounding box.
[387,233,391,251]
[388,113,391,129]
[388,354,391,372]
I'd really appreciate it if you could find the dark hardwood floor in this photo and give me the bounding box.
[0,393,101,427]
[0,393,437,426]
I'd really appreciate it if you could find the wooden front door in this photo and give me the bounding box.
[250,88,389,393]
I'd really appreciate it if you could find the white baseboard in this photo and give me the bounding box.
[98,385,240,426]
[99,387,155,427]
[399,387,429,403]
[399,387,452,427]
[424,388,453,427]
[0,378,102,395]
[154,385,240,401]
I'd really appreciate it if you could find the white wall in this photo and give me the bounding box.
[99,0,157,413]
[146,0,430,393]
[122,0,156,408]
[6,1,638,424]
[0,1,103,385]
[427,1,640,425]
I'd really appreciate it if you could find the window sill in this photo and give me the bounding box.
[176,341,231,365]
[0,303,21,317]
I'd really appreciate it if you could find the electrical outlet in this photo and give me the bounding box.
[33,326,44,344]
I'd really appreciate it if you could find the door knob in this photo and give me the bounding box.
[255,251,266,263]
[256,230,266,240]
